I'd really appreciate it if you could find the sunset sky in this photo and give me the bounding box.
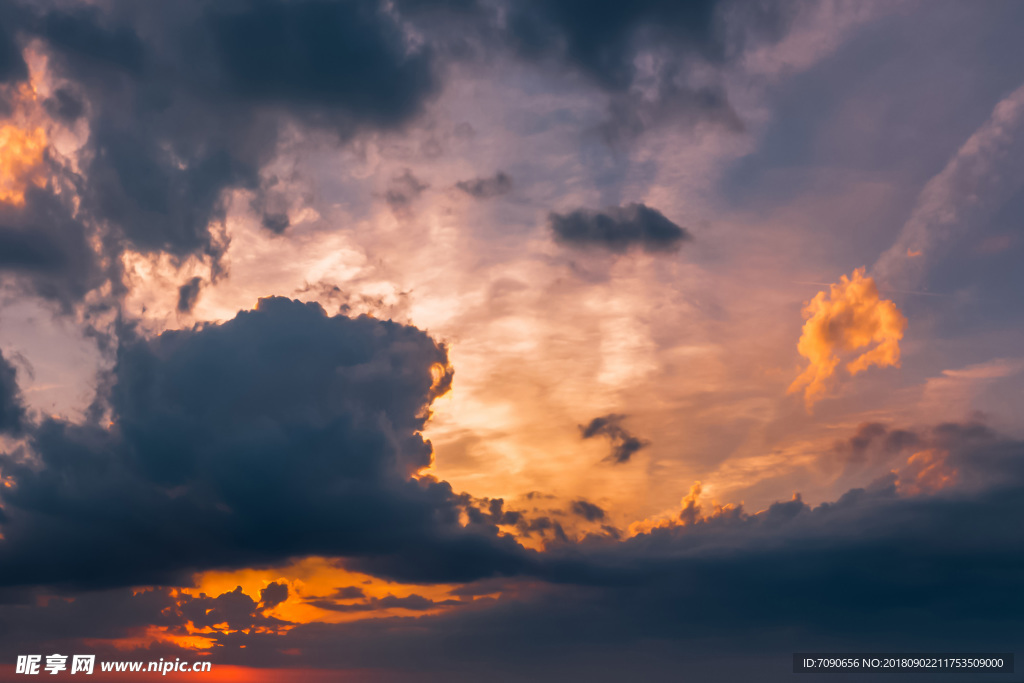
[1,1,1024,681]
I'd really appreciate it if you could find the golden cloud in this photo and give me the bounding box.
[0,84,48,206]
[789,268,906,409]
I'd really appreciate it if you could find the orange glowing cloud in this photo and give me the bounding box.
[0,122,47,206]
[627,481,742,536]
[789,268,906,409]
[0,81,49,206]
[895,448,957,496]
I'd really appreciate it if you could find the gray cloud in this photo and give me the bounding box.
[570,499,605,522]
[0,297,536,588]
[0,350,26,436]
[456,172,512,199]
[551,204,691,254]
[176,276,203,314]
[579,413,650,463]
[385,169,429,210]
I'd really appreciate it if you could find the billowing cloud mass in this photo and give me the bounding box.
[550,203,691,253]
[2,421,1020,682]
[0,297,539,588]
[789,268,907,409]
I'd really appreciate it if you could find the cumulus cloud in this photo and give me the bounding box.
[789,268,907,409]
[0,189,103,312]
[550,203,691,254]
[0,0,446,318]
[0,297,540,588]
[579,413,649,463]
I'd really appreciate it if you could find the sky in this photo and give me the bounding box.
[1,0,1023,681]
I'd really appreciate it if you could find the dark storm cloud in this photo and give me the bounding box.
[501,0,783,140]
[42,87,85,123]
[579,413,650,463]
[455,172,512,199]
[3,421,1024,682]
[0,0,441,284]
[207,0,437,124]
[551,204,691,254]
[506,0,720,92]
[0,297,536,588]
[176,276,202,313]
[169,424,1024,680]
[834,421,923,464]
[0,189,105,311]
[0,349,26,435]
[0,0,792,311]
[180,585,289,631]
[0,10,27,85]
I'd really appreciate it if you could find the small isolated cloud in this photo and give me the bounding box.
[176,276,203,313]
[789,268,907,410]
[456,172,512,199]
[385,169,428,210]
[579,413,649,464]
[550,203,691,253]
[569,499,605,522]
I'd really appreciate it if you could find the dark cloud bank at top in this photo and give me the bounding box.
[0,0,442,313]
[0,0,784,313]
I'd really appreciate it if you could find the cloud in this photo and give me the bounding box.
[455,172,512,199]
[788,268,906,409]
[569,499,605,522]
[0,189,104,311]
[579,413,649,463]
[308,593,461,613]
[176,276,202,314]
[0,297,539,588]
[0,120,46,207]
[0,0,443,299]
[385,169,428,211]
[873,81,1024,289]
[5,421,1016,682]
[0,5,27,86]
[550,203,691,254]
[0,349,26,435]
[503,0,783,140]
